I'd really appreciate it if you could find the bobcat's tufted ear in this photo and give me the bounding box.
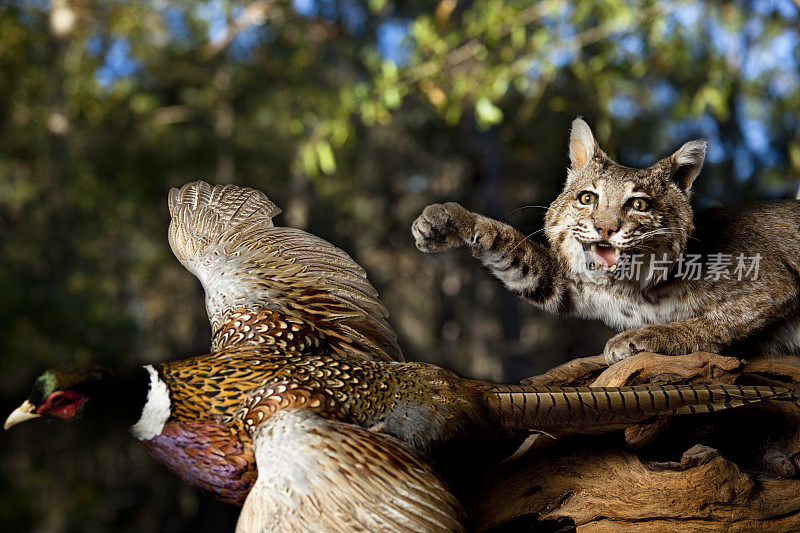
[569,118,597,171]
[669,140,707,193]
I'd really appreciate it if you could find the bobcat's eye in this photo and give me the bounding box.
[630,198,651,211]
[577,191,597,205]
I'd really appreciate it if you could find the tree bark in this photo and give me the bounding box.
[459,352,800,532]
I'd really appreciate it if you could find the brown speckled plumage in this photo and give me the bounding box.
[212,309,323,356]
[157,351,393,425]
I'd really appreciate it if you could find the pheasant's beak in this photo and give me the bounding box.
[4,400,41,430]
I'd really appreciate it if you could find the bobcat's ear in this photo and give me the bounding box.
[569,118,597,171]
[669,140,707,193]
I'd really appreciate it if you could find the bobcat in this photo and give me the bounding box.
[412,118,800,364]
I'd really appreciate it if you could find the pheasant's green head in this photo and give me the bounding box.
[5,363,112,429]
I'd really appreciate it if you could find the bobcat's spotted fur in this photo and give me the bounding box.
[412,118,800,364]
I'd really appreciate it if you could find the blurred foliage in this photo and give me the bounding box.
[1,0,798,531]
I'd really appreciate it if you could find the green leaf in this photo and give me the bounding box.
[382,86,402,109]
[368,0,387,13]
[789,141,800,171]
[316,140,337,175]
[475,97,503,127]
[301,143,318,177]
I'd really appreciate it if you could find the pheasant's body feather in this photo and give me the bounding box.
[139,346,800,513]
[142,420,257,505]
[140,348,486,515]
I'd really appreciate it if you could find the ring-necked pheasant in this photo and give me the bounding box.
[6,181,799,532]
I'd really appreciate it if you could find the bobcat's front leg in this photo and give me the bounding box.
[603,324,706,365]
[603,309,766,365]
[412,203,570,313]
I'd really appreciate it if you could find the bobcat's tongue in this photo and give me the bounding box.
[593,243,619,267]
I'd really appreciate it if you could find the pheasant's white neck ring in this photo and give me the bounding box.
[130,365,171,441]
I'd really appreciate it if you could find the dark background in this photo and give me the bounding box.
[1,0,799,530]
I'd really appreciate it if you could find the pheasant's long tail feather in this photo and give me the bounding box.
[487,384,798,434]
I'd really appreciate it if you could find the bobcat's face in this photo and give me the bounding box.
[544,121,704,287]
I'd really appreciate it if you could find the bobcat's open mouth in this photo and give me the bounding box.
[580,241,630,272]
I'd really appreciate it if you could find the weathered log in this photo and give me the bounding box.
[459,352,800,532]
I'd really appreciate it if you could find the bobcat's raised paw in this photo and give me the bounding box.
[412,203,475,253]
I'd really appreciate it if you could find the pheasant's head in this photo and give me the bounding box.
[5,363,112,429]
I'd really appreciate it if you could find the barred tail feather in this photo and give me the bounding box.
[488,384,799,434]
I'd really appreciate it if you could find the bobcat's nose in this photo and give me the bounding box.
[594,220,620,240]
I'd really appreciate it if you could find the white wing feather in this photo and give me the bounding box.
[236,410,465,533]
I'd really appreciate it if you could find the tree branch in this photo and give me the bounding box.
[456,352,800,532]
[200,1,283,60]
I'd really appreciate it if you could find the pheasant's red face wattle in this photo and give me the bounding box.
[37,390,87,420]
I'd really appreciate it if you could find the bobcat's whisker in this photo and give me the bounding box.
[510,231,541,252]
[511,223,570,252]
[636,228,683,239]
[507,205,556,216]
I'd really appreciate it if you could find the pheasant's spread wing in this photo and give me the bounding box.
[235,409,465,533]
[168,181,402,361]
